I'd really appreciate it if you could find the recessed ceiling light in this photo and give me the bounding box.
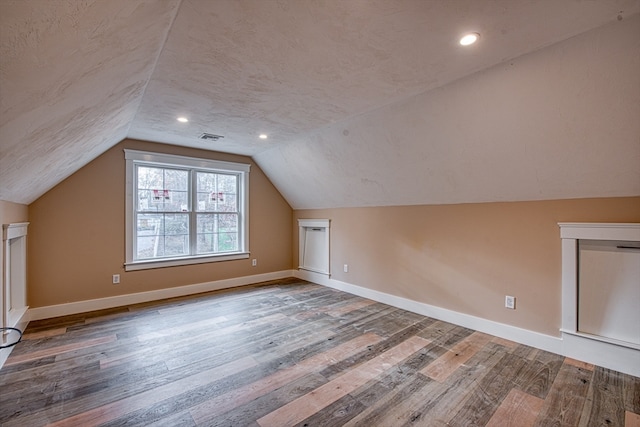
[459,32,480,46]
[177,117,189,123]
[259,134,268,139]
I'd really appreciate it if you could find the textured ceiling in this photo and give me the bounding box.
[1,0,639,207]
[0,0,180,204]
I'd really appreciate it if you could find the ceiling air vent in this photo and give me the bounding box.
[200,133,224,142]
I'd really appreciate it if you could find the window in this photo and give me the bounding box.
[124,150,250,271]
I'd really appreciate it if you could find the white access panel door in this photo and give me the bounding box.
[578,240,640,346]
[302,228,328,273]
[298,219,330,275]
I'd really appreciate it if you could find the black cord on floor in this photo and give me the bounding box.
[0,327,23,349]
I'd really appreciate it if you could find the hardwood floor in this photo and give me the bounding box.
[1,278,638,426]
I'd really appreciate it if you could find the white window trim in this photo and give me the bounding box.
[124,149,250,271]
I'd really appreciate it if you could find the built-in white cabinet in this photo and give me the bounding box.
[2,222,30,367]
[2,223,29,332]
[578,239,640,346]
[559,223,640,376]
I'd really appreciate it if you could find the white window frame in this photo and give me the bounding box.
[124,149,250,271]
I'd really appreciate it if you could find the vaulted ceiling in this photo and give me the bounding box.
[1,0,639,208]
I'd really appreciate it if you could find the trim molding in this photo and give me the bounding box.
[15,269,639,376]
[294,270,640,376]
[294,270,561,354]
[558,222,640,240]
[557,222,640,376]
[561,332,640,376]
[28,270,294,321]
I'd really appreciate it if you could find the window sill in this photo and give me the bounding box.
[124,252,250,271]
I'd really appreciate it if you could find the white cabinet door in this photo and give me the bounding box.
[578,240,640,345]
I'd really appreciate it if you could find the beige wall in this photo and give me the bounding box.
[22,140,640,339]
[27,139,293,308]
[0,200,28,226]
[294,197,640,337]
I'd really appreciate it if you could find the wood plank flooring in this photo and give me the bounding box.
[1,278,638,426]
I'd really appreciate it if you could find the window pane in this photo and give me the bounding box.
[137,166,189,212]
[136,213,162,259]
[196,191,217,212]
[164,234,189,256]
[197,172,217,212]
[164,213,189,236]
[218,174,237,193]
[196,213,238,254]
[137,166,163,190]
[136,213,189,259]
[161,190,188,212]
[137,190,153,211]
[197,233,215,253]
[197,214,216,233]
[196,172,237,212]
[162,168,189,212]
[197,172,217,192]
[218,174,237,212]
[218,233,238,252]
[136,235,158,259]
[219,214,238,232]
[196,214,214,254]
[165,169,188,191]
[217,193,237,212]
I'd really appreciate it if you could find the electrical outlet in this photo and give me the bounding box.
[343,264,349,273]
[112,274,120,284]
[505,295,515,309]
[252,259,257,267]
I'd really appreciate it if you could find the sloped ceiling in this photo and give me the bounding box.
[1,0,639,207]
[0,0,181,205]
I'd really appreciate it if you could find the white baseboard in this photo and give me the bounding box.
[29,270,295,321]
[16,270,640,377]
[295,270,561,354]
[295,270,640,376]
[561,332,640,377]
[1,271,293,371]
